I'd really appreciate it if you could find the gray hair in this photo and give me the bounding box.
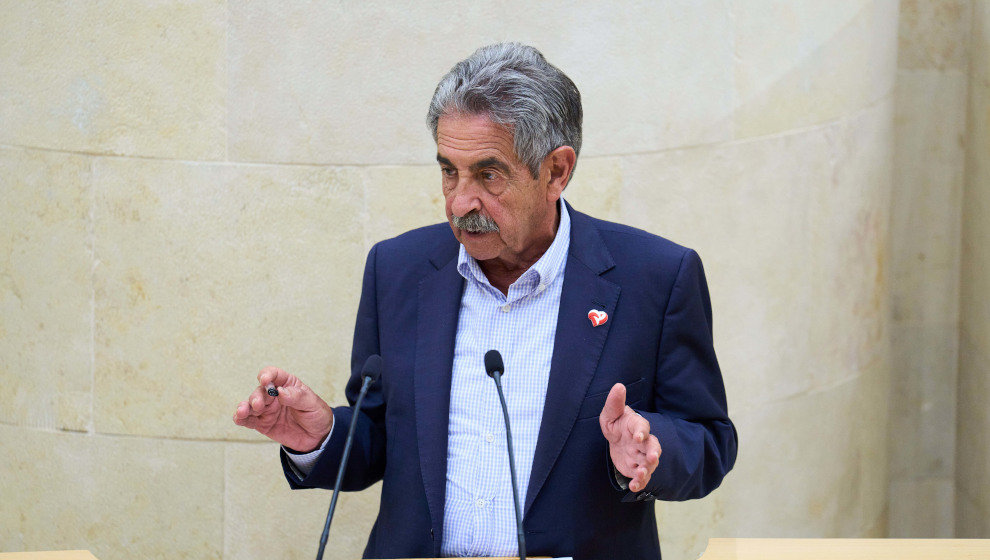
[427,42,583,179]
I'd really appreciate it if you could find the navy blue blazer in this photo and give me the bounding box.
[282,204,737,559]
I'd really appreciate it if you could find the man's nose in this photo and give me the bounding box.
[448,177,483,217]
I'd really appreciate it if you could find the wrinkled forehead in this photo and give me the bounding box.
[435,112,524,167]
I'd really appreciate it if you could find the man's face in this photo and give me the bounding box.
[436,112,560,269]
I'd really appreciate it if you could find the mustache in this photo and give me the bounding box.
[451,212,499,233]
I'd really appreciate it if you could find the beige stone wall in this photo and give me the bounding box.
[956,0,990,538]
[1,2,899,560]
[887,0,969,537]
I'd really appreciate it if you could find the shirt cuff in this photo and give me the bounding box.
[613,464,632,491]
[282,422,334,479]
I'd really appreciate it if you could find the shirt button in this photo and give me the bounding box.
[501,304,511,312]
[476,498,486,508]
[485,432,495,443]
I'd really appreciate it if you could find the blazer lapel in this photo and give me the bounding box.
[525,206,620,515]
[414,245,463,543]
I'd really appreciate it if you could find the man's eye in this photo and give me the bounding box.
[481,171,497,181]
[441,167,456,177]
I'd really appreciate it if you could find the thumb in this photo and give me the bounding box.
[275,385,309,410]
[600,383,627,424]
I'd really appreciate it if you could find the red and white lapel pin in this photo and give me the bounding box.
[587,309,608,327]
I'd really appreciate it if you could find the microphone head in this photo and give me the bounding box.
[361,354,383,382]
[484,350,504,379]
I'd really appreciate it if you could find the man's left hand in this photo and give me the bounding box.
[600,383,661,493]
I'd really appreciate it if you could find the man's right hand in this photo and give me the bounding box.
[233,366,334,453]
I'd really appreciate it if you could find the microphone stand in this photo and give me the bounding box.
[316,355,381,560]
[485,349,526,560]
[491,369,527,560]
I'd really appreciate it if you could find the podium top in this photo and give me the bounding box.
[11,542,990,560]
[0,553,98,560]
[700,538,990,559]
[0,556,556,560]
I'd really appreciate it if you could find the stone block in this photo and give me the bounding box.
[619,132,826,410]
[363,165,445,251]
[227,1,733,164]
[563,0,734,156]
[888,478,955,537]
[657,368,889,558]
[891,71,966,294]
[898,0,971,70]
[0,2,226,159]
[955,335,990,524]
[620,100,892,413]
[0,424,224,559]
[733,0,898,138]
[954,3,990,537]
[891,266,961,326]
[960,193,990,357]
[888,324,958,479]
[562,156,623,222]
[806,97,893,401]
[960,35,990,359]
[0,147,92,431]
[224,442,380,559]
[92,158,365,440]
[956,490,990,538]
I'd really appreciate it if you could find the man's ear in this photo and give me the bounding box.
[544,145,577,199]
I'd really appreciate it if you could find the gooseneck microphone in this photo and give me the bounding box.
[484,349,527,560]
[316,354,383,560]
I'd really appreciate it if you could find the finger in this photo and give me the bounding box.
[625,411,651,442]
[233,402,263,428]
[635,466,649,491]
[248,385,275,412]
[234,401,251,421]
[235,414,262,430]
[626,465,647,492]
[643,436,661,476]
[257,366,294,389]
[599,383,627,427]
[276,385,309,410]
[629,466,648,492]
[281,385,327,417]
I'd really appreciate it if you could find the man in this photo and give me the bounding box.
[234,43,736,559]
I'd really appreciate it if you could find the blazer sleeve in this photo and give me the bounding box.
[621,249,738,502]
[280,243,388,491]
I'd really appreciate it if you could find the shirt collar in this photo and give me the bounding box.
[457,199,571,294]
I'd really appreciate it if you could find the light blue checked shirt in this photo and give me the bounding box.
[287,202,571,557]
[442,200,570,557]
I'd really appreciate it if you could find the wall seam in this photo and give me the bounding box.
[0,419,285,447]
[0,94,893,169]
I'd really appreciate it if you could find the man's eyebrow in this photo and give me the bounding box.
[470,158,511,175]
[436,155,512,175]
